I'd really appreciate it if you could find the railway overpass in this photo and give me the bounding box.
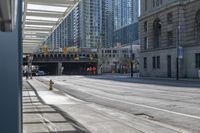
[23,52,98,75]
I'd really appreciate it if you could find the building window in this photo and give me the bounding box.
[131,53,135,60]
[153,0,155,7]
[145,0,147,11]
[153,0,162,7]
[157,56,160,69]
[196,10,200,41]
[144,37,148,50]
[153,56,156,69]
[196,53,200,68]
[144,57,147,69]
[167,13,173,24]
[156,0,162,6]
[167,31,173,46]
[144,21,148,32]
[153,18,162,48]
[152,56,160,69]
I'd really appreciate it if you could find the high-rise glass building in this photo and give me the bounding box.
[45,0,103,50]
[114,0,138,30]
[113,0,139,46]
[102,0,114,48]
[45,11,74,50]
[73,4,80,47]
[45,0,139,50]
[78,0,103,48]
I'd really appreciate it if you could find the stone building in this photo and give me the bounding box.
[139,0,200,78]
[100,44,140,73]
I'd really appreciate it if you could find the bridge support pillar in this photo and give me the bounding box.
[57,62,63,75]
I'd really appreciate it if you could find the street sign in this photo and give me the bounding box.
[178,46,183,59]
[91,48,97,52]
[89,54,93,60]
[63,47,68,55]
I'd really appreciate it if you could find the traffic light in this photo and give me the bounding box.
[74,55,80,61]
[89,54,93,60]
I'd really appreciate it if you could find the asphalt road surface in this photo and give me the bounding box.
[36,75,200,133]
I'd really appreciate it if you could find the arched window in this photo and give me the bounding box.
[196,10,200,41]
[153,18,162,48]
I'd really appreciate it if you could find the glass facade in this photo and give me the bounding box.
[113,23,139,45]
[113,0,139,46]
[44,0,139,50]
[102,0,114,48]
[45,0,103,50]
[114,0,139,30]
[45,9,75,51]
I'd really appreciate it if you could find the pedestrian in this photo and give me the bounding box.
[25,70,28,80]
[28,67,32,79]
[92,67,97,75]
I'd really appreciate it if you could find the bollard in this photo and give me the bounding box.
[49,80,54,90]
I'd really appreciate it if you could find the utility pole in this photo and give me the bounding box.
[131,43,133,78]
[176,23,180,80]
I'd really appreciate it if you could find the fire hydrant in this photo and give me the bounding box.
[49,80,54,90]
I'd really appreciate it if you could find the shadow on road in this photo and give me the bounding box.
[84,75,200,89]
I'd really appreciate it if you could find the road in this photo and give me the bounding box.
[35,75,200,133]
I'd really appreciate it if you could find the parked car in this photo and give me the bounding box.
[36,70,45,76]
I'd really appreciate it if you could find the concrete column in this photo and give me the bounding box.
[0,0,22,132]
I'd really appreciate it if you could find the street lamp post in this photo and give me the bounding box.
[97,33,103,75]
[176,5,181,80]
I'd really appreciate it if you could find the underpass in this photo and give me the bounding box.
[62,62,97,75]
[24,52,98,75]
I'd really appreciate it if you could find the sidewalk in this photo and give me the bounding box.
[99,73,200,83]
[101,73,200,82]
[23,80,89,133]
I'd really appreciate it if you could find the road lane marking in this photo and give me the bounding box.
[37,79,194,133]
[38,78,200,121]
[88,92,200,120]
[51,80,200,120]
